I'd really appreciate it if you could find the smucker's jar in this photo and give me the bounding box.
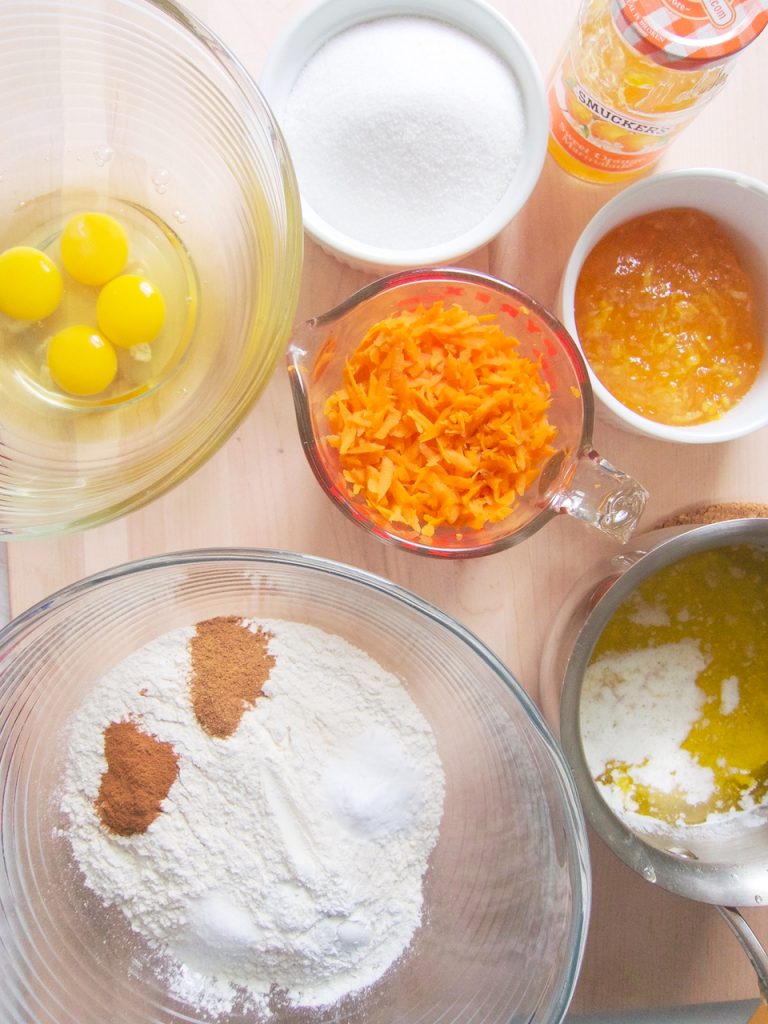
[548,0,768,184]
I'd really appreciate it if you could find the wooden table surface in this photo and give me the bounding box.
[7,0,768,1015]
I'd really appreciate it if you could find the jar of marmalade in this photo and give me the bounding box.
[548,0,768,184]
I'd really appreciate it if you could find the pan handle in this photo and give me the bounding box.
[717,905,768,1003]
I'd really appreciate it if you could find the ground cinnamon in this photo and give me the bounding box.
[189,616,275,738]
[96,719,179,836]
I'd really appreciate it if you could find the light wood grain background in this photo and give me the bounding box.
[7,0,768,1014]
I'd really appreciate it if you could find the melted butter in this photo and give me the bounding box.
[589,544,768,825]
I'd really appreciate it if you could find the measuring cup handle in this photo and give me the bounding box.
[550,447,649,544]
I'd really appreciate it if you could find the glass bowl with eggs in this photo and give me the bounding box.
[0,0,302,538]
[0,548,589,1023]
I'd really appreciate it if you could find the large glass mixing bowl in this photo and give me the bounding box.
[0,1,302,537]
[0,550,589,1024]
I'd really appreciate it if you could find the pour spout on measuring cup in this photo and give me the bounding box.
[549,446,649,544]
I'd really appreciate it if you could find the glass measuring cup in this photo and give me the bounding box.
[287,268,648,557]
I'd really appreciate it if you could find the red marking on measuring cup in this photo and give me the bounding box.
[540,355,559,390]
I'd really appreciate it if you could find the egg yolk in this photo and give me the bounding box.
[47,325,118,397]
[60,212,129,287]
[0,246,63,321]
[96,273,165,348]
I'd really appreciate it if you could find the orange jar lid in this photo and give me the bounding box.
[613,0,768,68]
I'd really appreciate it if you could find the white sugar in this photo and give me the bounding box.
[282,16,526,249]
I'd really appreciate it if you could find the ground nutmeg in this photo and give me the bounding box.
[189,616,275,738]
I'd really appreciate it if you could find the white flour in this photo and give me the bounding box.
[58,619,445,1018]
[580,638,715,816]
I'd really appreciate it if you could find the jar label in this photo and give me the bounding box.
[548,55,681,173]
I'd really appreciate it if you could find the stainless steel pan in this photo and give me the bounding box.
[542,518,768,999]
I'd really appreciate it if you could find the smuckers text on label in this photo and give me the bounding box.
[574,83,673,136]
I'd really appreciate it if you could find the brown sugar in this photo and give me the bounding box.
[655,502,768,529]
[96,719,179,836]
[189,616,275,738]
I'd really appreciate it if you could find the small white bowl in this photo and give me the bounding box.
[261,0,548,272]
[558,168,768,444]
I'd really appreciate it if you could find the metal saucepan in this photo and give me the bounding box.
[540,517,768,1000]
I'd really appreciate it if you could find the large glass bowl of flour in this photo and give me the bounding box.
[0,549,589,1024]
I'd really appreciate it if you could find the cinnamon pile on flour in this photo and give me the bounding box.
[93,616,274,838]
[96,720,179,836]
[59,616,445,1019]
[189,616,274,737]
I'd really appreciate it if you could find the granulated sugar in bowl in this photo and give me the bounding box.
[261,0,548,271]
[0,549,589,1024]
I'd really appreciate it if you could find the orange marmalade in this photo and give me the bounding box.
[574,207,762,426]
[548,0,767,184]
[548,0,725,184]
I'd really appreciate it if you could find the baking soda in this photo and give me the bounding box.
[282,16,527,249]
[59,619,444,1018]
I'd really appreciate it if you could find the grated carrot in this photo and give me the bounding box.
[323,301,557,538]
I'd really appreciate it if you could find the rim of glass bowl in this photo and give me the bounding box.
[0,546,591,1024]
[0,0,304,539]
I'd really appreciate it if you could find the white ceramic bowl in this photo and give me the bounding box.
[558,168,768,444]
[261,0,548,272]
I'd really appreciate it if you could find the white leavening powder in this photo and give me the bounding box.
[58,619,445,1018]
[281,16,527,249]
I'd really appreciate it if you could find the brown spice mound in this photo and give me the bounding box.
[655,502,768,528]
[96,720,179,836]
[190,616,274,738]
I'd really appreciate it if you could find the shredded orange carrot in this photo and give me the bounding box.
[323,301,557,538]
